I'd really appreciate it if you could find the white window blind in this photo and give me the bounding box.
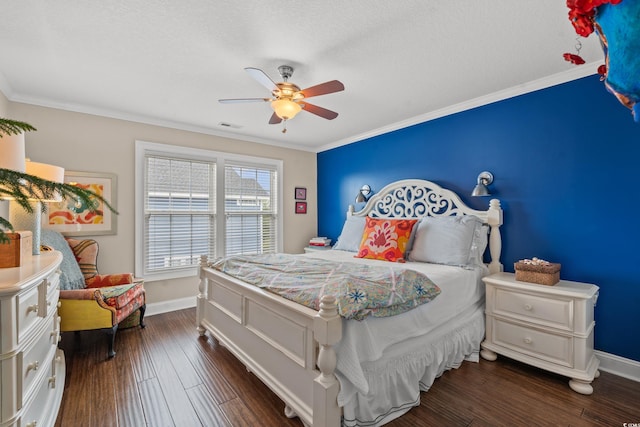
[143,155,216,275]
[224,161,278,256]
[136,141,283,281]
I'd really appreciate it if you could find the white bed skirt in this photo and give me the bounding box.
[339,305,485,426]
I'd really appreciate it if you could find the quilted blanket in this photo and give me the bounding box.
[209,254,441,320]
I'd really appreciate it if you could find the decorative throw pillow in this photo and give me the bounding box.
[65,238,99,281]
[333,215,367,252]
[355,217,418,262]
[408,215,485,267]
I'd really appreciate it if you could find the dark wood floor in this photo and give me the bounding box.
[55,308,640,427]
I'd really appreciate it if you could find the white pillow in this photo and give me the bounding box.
[333,216,366,252]
[408,215,487,267]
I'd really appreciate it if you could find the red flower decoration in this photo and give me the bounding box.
[563,0,622,65]
[563,53,586,65]
[597,64,607,80]
[568,8,596,36]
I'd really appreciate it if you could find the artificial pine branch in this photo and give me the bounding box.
[0,117,119,244]
[0,117,37,136]
[0,168,118,243]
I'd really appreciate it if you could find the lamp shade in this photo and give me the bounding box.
[0,132,26,172]
[25,160,65,201]
[271,99,302,120]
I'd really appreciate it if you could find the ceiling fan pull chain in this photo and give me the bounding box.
[282,119,288,133]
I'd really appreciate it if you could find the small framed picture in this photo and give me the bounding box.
[295,201,307,214]
[295,187,307,200]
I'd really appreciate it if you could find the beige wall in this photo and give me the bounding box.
[6,101,317,306]
[0,91,8,116]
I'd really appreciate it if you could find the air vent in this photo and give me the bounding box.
[218,122,242,129]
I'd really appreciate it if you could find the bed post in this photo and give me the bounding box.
[196,254,208,336]
[313,295,342,427]
[487,199,503,274]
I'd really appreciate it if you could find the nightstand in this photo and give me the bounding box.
[480,272,600,395]
[303,245,333,253]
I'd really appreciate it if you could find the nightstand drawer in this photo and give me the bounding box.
[493,288,573,331]
[492,318,572,368]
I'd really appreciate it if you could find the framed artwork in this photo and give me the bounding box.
[295,201,307,214]
[44,171,117,236]
[295,187,307,200]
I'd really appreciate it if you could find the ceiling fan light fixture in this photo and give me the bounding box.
[271,99,302,120]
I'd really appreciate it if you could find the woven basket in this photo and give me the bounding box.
[514,261,561,286]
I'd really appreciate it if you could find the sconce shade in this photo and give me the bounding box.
[0,132,26,172]
[355,184,372,203]
[25,160,65,201]
[271,99,302,120]
[471,171,493,197]
[471,183,490,197]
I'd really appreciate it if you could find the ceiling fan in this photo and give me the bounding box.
[219,65,345,131]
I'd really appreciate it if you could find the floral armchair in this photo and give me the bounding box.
[41,230,145,358]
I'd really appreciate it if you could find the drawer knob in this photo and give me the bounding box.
[524,304,533,311]
[27,361,40,372]
[49,375,57,387]
[26,421,38,427]
[27,304,39,314]
[524,337,533,344]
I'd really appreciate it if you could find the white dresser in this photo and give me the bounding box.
[0,252,65,427]
[480,272,600,395]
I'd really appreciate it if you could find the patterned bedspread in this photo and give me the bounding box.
[209,254,441,320]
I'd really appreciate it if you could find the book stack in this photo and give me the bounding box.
[309,237,332,247]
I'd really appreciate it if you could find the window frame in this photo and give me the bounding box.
[135,140,283,281]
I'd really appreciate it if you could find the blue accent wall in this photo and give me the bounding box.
[317,75,640,362]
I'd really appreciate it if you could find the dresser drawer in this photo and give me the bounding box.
[20,362,58,427]
[21,313,58,399]
[17,285,41,342]
[493,288,573,331]
[41,285,60,319]
[45,271,61,307]
[491,318,573,368]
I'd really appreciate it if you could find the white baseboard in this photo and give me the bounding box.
[145,296,196,317]
[143,297,640,384]
[595,350,640,382]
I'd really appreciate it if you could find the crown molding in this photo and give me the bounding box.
[316,63,600,153]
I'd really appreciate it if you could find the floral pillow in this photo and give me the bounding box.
[355,217,418,262]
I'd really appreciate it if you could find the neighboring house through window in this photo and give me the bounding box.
[135,141,282,281]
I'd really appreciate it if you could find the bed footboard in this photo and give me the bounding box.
[196,255,342,427]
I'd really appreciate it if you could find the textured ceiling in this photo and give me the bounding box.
[0,1,603,152]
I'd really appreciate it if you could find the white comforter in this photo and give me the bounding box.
[304,249,487,425]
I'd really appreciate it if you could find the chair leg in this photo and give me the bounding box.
[139,304,146,328]
[106,324,118,358]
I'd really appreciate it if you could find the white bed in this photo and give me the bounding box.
[196,179,503,426]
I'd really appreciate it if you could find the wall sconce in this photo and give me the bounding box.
[355,184,372,203]
[471,171,494,197]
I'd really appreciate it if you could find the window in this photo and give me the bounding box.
[135,141,282,281]
[225,162,278,256]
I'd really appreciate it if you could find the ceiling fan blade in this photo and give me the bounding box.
[268,112,282,124]
[245,67,278,92]
[299,80,344,98]
[218,98,270,103]
[301,102,339,120]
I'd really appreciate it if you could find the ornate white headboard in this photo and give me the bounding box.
[347,179,504,273]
